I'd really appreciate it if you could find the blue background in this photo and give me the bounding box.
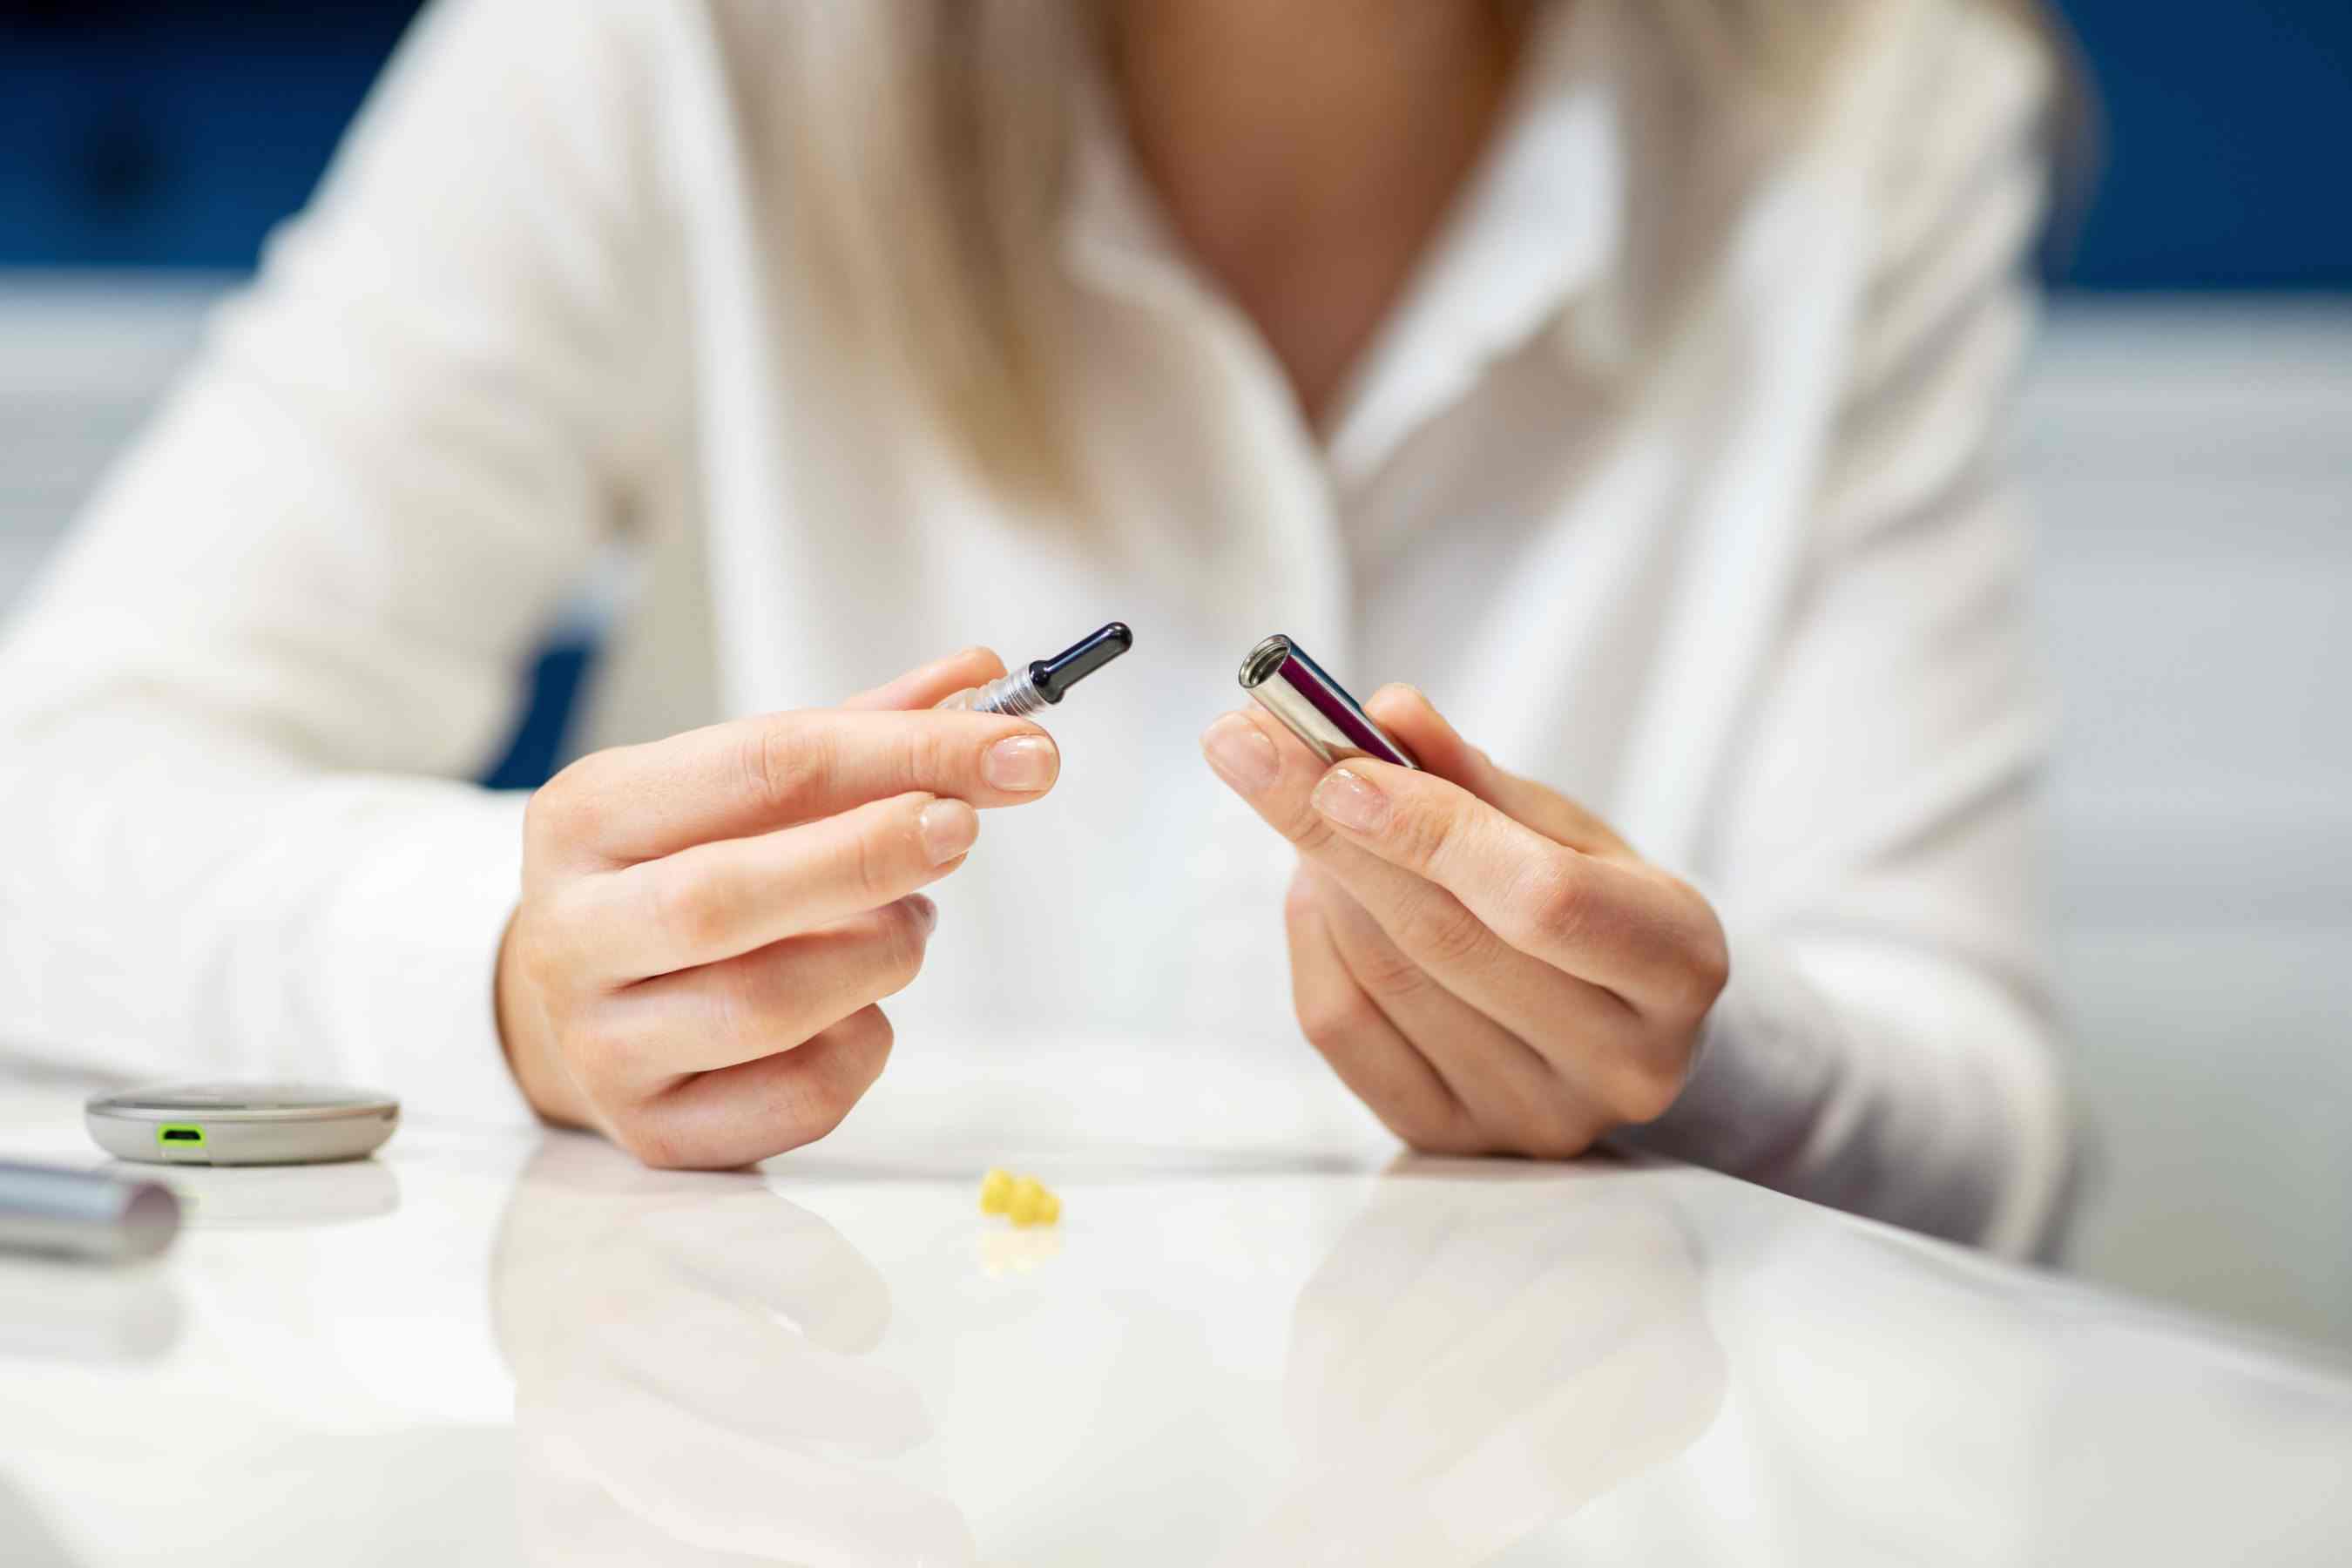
[3,0,2349,288]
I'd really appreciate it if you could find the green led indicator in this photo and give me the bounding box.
[158,1124,206,1146]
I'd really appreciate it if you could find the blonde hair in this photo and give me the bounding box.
[773,0,2065,504]
[768,4,1084,503]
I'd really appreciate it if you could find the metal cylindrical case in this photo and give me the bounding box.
[0,1159,180,1263]
[1238,635,1418,769]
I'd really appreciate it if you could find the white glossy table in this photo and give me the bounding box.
[2,1071,2348,1567]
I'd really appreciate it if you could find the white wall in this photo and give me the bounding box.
[4,280,2349,1350]
[2020,301,2352,1351]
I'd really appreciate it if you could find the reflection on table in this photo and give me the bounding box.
[492,1138,974,1567]
[1229,1161,1723,1565]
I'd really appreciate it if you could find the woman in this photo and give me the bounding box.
[0,0,2075,1254]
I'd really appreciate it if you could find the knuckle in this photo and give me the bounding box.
[1343,933,1436,1004]
[1666,956,1728,1021]
[1397,897,1490,970]
[699,955,772,1051]
[790,1084,860,1146]
[507,906,570,997]
[915,726,964,791]
[747,723,827,819]
[1628,879,1729,1019]
[611,1114,692,1171]
[1683,923,1733,1014]
[520,786,559,850]
[823,1011,896,1109]
[564,1017,629,1084]
[1509,857,1596,952]
[644,862,731,958]
[525,766,598,848]
[538,882,620,986]
[1284,805,1342,856]
[849,812,902,900]
[775,1072,848,1141]
[779,1040,890,1146]
[1295,984,1383,1053]
[1389,796,1458,870]
[1605,1050,1686,1125]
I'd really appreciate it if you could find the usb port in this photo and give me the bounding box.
[158,1125,205,1145]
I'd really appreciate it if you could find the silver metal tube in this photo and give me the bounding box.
[1238,635,1418,769]
[0,1159,181,1263]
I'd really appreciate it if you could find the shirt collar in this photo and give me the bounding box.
[1324,0,1627,482]
[1059,1,1629,483]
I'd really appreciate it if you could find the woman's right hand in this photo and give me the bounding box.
[495,647,1057,1168]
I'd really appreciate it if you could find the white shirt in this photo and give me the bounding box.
[0,0,2072,1254]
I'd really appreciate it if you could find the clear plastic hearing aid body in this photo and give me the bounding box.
[936,622,1134,716]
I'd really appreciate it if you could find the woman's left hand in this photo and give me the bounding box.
[1202,686,1729,1158]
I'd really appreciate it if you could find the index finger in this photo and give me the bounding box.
[841,647,1008,713]
[1362,685,1634,862]
[1308,760,1716,1010]
[540,707,1058,866]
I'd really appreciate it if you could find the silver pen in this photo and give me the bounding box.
[0,1158,182,1263]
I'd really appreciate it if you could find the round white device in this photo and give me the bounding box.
[85,1083,399,1166]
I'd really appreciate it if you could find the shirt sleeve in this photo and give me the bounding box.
[0,0,667,1124]
[1614,8,2078,1258]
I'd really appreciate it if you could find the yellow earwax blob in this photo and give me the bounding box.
[981,1169,1061,1228]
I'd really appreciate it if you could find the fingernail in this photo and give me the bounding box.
[903,894,939,935]
[983,734,1058,793]
[1202,714,1279,794]
[1312,767,1389,832]
[917,798,979,864]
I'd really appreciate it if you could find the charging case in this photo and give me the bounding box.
[85,1083,399,1166]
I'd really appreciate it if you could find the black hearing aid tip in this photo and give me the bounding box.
[1031,622,1133,702]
